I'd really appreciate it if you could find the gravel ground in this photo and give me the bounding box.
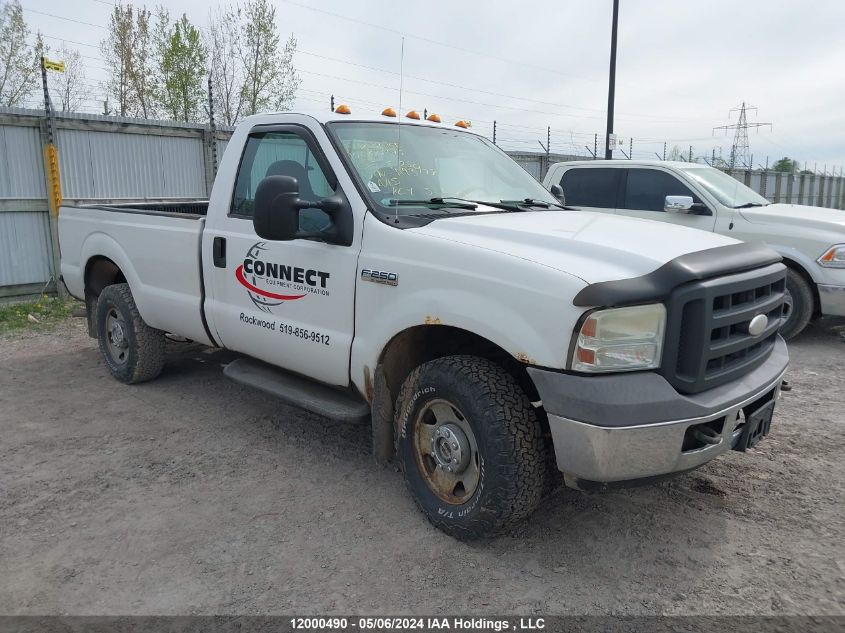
[1,316,843,616]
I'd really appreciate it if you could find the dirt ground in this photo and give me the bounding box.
[1,315,843,616]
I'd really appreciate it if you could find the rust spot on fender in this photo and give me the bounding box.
[424,315,442,325]
[363,366,374,404]
[515,352,536,365]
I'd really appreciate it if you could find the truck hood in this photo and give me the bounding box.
[411,210,740,284]
[740,203,845,231]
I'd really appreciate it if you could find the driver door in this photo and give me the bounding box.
[204,125,359,386]
[617,168,716,232]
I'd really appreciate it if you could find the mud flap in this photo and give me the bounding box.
[372,364,394,466]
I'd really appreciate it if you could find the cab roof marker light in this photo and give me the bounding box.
[406,110,421,120]
[335,104,351,114]
[454,120,469,129]
[426,113,441,123]
[381,107,396,117]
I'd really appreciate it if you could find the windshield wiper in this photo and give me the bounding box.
[732,202,768,209]
[388,197,478,210]
[500,198,566,210]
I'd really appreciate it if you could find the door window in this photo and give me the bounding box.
[231,131,334,232]
[623,169,699,212]
[559,168,620,209]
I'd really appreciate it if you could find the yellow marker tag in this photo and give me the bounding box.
[43,59,65,72]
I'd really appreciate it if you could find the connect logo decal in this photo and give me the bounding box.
[236,242,331,314]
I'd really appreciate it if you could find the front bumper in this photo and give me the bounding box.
[818,284,845,317]
[527,337,788,486]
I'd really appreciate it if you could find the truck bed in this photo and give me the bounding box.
[59,201,214,346]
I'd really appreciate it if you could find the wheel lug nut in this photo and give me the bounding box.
[452,442,458,449]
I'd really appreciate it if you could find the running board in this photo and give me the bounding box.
[223,358,370,423]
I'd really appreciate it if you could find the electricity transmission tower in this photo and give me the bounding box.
[713,102,771,169]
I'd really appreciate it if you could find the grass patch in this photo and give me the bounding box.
[0,296,79,334]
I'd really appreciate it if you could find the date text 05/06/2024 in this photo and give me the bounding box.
[289,617,546,631]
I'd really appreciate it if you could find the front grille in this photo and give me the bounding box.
[660,263,786,394]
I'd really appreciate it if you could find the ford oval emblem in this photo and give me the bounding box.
[748,314,769,337]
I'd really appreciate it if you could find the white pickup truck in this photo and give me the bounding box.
[60,109,789,539]
[544,160,845,338]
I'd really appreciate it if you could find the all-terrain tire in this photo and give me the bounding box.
[96,283,165,384]
[781,268,814,340]
[395,355,545,539]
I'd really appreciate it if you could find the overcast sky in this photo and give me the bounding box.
[20,0,845,170]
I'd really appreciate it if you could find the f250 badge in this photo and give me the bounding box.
[360,268,398,286]
[236,242,330,313]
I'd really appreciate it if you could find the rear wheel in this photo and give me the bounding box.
[96,283,165,384]
[780,268,814,340]
[395,355,545,539]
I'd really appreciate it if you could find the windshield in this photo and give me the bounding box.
[680,166,770,208]
[328,122,559,214]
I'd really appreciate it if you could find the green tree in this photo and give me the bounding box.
[207,5,243,125]
[101,3,155,118]
[239,0,300,116]
[207,0,300,125]
[156,12,206,122]
[0,0,46,107]
[772,157,799,173]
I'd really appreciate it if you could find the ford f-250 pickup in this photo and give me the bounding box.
[60,108,789,539]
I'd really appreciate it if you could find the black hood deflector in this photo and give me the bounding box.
[573,242,783,307]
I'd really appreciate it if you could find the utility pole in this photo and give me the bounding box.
[628,137,632,160]
[546,126,551,160]
[663,142,667,161]
[594,133,598,160]
[330,94,335,111]
[492,120,497,145]
[604,0,620,160]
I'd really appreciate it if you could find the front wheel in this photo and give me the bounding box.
[395,356,546,539]
[96,283,165,384]
[780,269,814,340]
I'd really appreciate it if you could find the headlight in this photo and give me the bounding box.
[818,244,845,268]
[570,304,666,373]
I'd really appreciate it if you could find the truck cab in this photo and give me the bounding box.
[544,160,845,338]
[60,110,789,539]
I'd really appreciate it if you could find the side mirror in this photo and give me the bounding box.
[550,184,566,206]
[664,195,694,214]
[254,175,300,241]
[253,175,352,245]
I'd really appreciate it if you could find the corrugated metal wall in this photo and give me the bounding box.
[0,108,235,297]
[0,107,843,298]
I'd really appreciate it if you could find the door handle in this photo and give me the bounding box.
[213,237,226,268]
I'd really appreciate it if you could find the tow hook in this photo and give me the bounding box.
[690,425,721,446]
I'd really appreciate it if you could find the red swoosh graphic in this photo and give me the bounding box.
[235,265,306,300]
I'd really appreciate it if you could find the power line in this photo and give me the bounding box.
[24,6,700,126]
[278,0,598,84]
[22,7,107,30]
[297,48,697,123]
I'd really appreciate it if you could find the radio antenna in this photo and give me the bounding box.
[394,36,405,224]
